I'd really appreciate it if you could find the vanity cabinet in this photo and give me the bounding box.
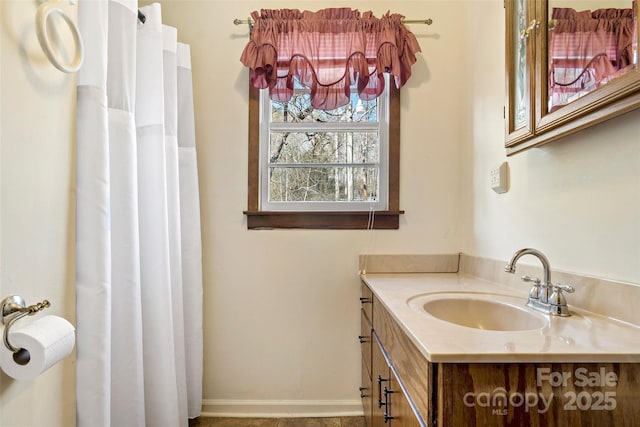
[505,0,640,154]
[360,281,640,426]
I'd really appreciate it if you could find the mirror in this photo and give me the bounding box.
[505,0,640,154]
[547,0,637,112]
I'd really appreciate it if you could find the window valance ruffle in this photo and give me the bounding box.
[239,8,422,110]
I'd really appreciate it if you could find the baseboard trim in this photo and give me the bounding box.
[201,399,364,418]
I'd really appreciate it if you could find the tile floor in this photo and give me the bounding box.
[189,417,365,427]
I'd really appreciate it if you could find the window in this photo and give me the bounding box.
[245,81,402,229]
[239,8,421,229]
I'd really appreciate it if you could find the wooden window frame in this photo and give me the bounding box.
[244,83,403,230]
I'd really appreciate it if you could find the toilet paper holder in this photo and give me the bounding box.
[1,295,51,353]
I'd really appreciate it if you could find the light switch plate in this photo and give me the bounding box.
[490,161,509,193]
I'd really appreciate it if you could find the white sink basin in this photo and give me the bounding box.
[414,293,548,332]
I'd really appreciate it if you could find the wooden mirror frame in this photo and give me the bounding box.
[506,0,640,155]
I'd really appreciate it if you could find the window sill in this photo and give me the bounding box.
[243,210,404,230]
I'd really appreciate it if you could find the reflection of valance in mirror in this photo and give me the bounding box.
[239,8,422,110]
[548,1,637,111]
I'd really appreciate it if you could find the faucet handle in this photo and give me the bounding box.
[548,283,574,316]
[521,276,541,300]
[521,275,541,284]
[552,283,575,293]
[549,284,574,305]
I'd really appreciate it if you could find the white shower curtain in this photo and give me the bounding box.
[75,1,203,426]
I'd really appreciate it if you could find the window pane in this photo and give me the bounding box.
[271,92,378,123]
[269,167,379,203]
[269,131,379,164]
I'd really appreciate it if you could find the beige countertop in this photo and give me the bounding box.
[361,272,640,363]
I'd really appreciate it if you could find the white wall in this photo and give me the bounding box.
[0,1,76,426]
[158,0,639,415]
[460,1,640,284]
[154,0,467,415]
[158,0,640,415]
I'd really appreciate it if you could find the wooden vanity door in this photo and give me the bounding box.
[387,373,423,427]
[372,332,423,427]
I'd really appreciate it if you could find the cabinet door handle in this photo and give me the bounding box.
[360,297,372,304]
[519,19,540,39]
[359,386,369,398]
[358,335,369,344]
[383,386,395,422]
[377,375,389,408]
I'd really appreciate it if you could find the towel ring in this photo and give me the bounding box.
[1,295,50,353]
[35,0,84,73]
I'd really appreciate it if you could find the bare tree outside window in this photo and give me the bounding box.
[266,83,383,207]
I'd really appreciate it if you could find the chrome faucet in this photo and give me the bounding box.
[505,248,552,303]
[504,248,574,316]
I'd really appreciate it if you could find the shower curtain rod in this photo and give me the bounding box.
[233,17,434,26]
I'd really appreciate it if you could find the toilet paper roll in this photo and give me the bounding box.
[1,315,75,380]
